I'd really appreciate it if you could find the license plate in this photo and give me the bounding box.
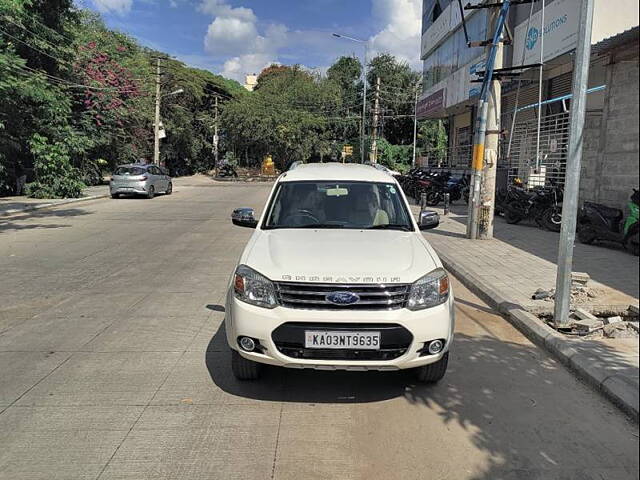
[304,330,380,350]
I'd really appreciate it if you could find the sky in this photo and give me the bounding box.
[79,0,423,83]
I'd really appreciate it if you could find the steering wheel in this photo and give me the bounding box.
[283,209,320,226]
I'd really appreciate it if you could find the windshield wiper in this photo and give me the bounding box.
[296,223,344,229]
[367,224,412,231]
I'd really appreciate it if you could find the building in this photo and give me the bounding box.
[418,0,639,208]
[243,74,258,92]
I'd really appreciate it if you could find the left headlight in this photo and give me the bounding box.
[233,265,278,309]
[407,268,450,311]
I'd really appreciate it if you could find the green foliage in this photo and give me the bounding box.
[26,134,85,198]
[376,138,413,170]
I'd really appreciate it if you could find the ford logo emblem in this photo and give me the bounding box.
[326,291,360,305]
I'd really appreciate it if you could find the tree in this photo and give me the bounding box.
[367,54,421,146]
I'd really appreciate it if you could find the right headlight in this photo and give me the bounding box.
[233,265,278,309]
[407,268,450,310]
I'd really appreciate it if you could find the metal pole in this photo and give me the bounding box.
[553,0,595,327]
[214,96,219,169]
[535,0,546,171]
[371,76,381,163]
[412,84,420,168]
[153,58,161,166]
[361,44,368,164]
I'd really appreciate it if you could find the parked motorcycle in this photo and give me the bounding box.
[425,175,470,206]
[577,189,639,256]
[216,164,238,178]
[502,185,564,232]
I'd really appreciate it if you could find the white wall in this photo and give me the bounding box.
[593,0,639,44]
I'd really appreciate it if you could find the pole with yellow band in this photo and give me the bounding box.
[468,98,488,239]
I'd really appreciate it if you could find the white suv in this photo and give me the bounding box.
[227,163,454,382]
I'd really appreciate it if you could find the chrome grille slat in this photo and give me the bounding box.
[276,281,410,310]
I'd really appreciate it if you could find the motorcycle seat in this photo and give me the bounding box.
[584,202,623,221]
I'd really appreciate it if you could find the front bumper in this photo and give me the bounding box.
[225,291,455,371]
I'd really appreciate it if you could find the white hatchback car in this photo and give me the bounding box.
[227,163,454,382]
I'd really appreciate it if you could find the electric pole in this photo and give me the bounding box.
[153,57,161,166]
[371,76,381,163]
[478,6,503,239]
[467,0,510,239]
[554,0,596,327]
[214,95,219,168]
[412,79,422,168]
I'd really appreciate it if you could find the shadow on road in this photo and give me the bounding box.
[205,321,638,478]
[0,207,92,233]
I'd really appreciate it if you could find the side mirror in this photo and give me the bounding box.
[231,207,258,228]
[418,209,440,230]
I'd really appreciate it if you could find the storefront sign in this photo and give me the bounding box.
[417,89,445,118]
[513,0,580,66]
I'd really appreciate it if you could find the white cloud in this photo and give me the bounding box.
[199,0,290,81]
[91,0,133,14]
[221,53,276,80]
[198,0,256,22]
[369,0,422,69]
[204,16,259,56]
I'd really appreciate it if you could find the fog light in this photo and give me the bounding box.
[239,336,256,352]
[428,339,444,355]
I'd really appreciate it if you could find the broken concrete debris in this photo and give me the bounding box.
[573,308,598,321]
[604,316,623,325]
[571,272,591,286]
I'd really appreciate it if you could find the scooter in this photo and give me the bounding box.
[577,189,640,256]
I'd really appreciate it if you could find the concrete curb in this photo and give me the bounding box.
[0,194,109,218]
[438,249,639,422]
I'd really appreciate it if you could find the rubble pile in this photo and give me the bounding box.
[532,273,601,304]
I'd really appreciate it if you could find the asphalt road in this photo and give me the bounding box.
[0,175,638,480]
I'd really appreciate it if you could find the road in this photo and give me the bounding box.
[0,175,638,480]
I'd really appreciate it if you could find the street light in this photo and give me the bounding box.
[162,88,184,98]
[332,32,368,164]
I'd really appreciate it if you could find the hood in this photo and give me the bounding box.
[242,229,438,284]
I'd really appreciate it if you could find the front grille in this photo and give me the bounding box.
[275,282,410,310]
[272,322,413,361]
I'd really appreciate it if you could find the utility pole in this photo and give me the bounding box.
[153,57,162,166]
[412,79,421,168]
[554,0,596,327]
[478,7,503,239]
[213,95,219,168]
[361,44,369,164]
[467,0,511,239]
[371,76,381,163]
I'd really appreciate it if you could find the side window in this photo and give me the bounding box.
[149,166,159,175]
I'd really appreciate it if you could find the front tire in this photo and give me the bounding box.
[231,349,262,380]
[146,185,155,199]
[111,193,119,199]
[625,232,640,256]
[543,208,562,232]
[414,352,449,383]
[504,208,523,225]
[426,191,441,207]
[577,224,596,244]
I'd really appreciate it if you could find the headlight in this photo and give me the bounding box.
[233,265,278,309]
[407,268,449,310]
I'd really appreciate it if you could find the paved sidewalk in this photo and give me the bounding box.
[0,185,109,217]
[418,204,639,420]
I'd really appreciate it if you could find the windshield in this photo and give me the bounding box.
[263,181,413,230]
[114,166,146,176]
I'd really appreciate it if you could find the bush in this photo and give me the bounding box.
[27,135,85,199]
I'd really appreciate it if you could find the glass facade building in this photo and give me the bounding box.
[422,9,487,91]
